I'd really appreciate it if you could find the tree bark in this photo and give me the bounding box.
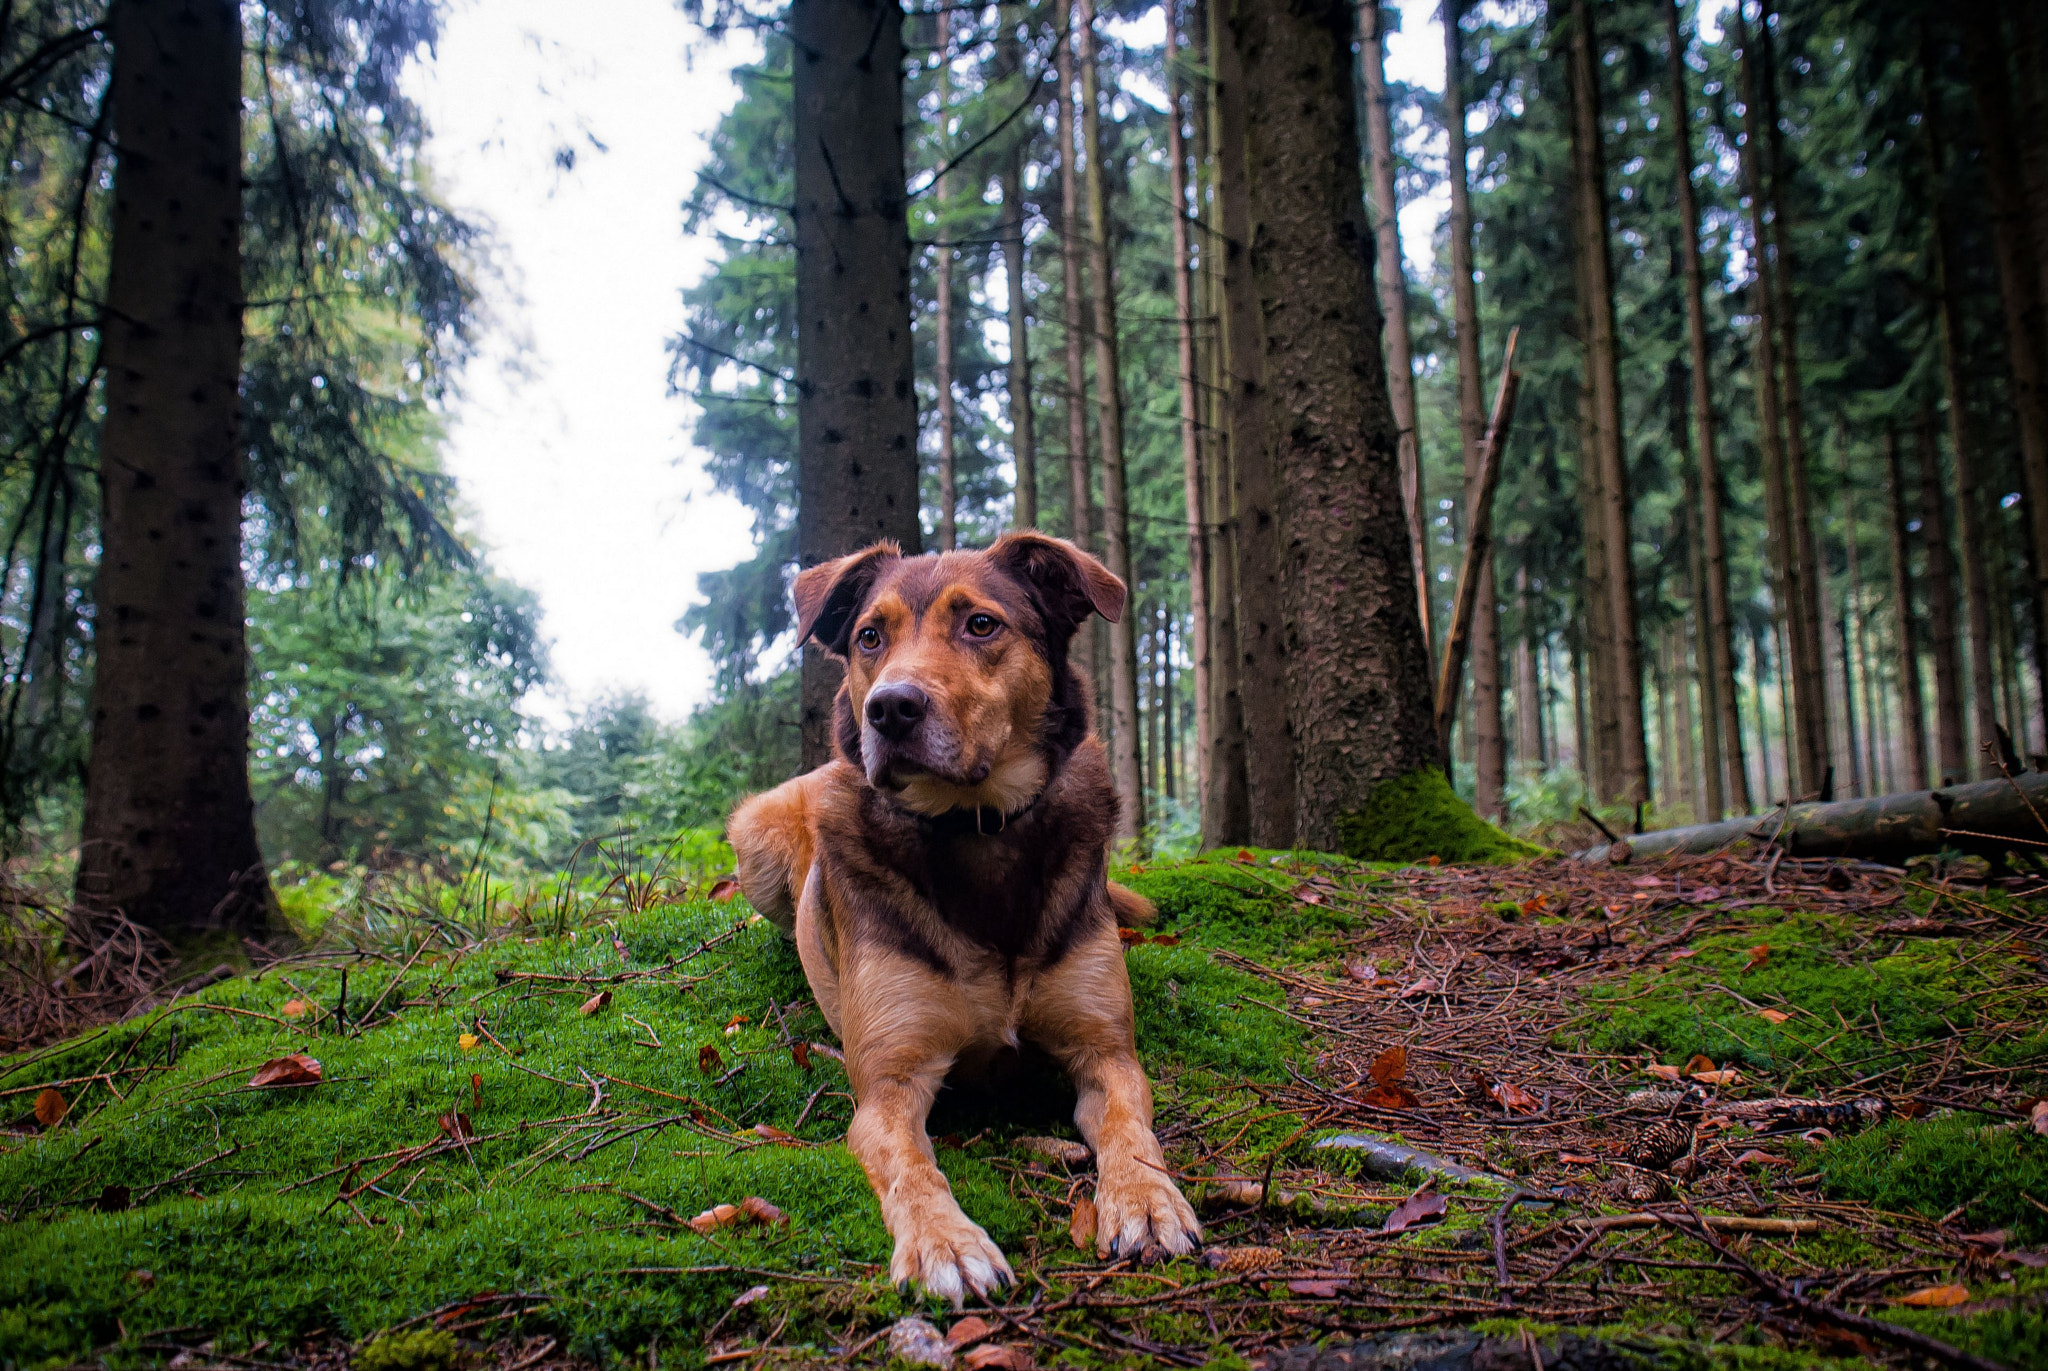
[1234,0,1441,852]
[78,0,276,935]
[1883,427,1926,787]
[1959,2,2048,748]
[1442,0,1504,820]
[1563,0,1647,805]
[1055,0,1093,550]
[1359,0,1431,650]
[1214,0,1293,846]
[934,206,958,549]
[1514,567,1541,770]
[791,0,924,771]
[1918,410,1969,783]
[999,138,1037,527]
[1166,9,1213,835]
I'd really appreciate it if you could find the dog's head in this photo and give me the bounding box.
[792,533,1125,817]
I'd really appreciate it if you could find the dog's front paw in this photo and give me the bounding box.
[890,1198,1014,1307]
[1094,1163,1201,1260]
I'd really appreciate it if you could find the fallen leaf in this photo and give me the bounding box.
[471,1073,483,1112]
[33,1088,67,1128]
[1645,1064,1684,1082]
[1368,1045,1408,1087]
[732,1284,770,1308]
[1686,886,1723,903]
[1381,1183,1448,1234]
[1204,1245,1283,1271]
[1287,1279,1344,1298]
[739,1195,790,1226]
[1488,1079,1541,1114]
[1018,1135,1091,1165]
[1731,1149,1792,1167]
[963,1347,1033,1371]
[1665,948,1697,963]
[579,990,612,1015]
[1758,1008,1791,1024]
[699,1044,724,1075]
[752,1124,800,1146]
[2031,1100,2048,1136]
[438,1110,474,1141]
[1691,1069,1743,1087]
[947,1316,993,1349]
[1150,933,1181,947]
[688,1202,740,1234]
[707,877,740,902]
[1291,883,1327,906]
[1068,1195,1096,1249]
[1359,1083,1421,1109]
[281,999,310,1019]
[1743,944,1771,974]
[1898,1284,1970,1308]
[458,1033,480,1052]
[1519,895,1549,915]
[1345,959,1376,982]
[792,1041,812,1071]
[1235,849,1256,863]
[1399,978,1438,998]
[1559,1152,1602,1165]
[887,1317,953,1369]
[1683,1054,1717,1075]
[249,1053,323,1088]
[1425,855,1442,866]
[1117,927,1147,945]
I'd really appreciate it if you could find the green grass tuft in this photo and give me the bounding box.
[1802,1111,2048,1243]
[1333,769,1547,864]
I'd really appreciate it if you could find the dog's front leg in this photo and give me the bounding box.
[1025,926,1201,1260]
[843,972,1013,1305]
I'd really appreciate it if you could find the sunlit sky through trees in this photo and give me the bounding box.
[409,0,1725,722]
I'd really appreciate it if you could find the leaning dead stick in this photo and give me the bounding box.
[1667,1200,2010,1371]
[1432,325,1522,751]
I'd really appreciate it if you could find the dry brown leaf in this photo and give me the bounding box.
[33,1088,66,1128]
[1488,1079,1541,1114]
[1068,1195,1096,1250]
[752,1124,800,1147]
[2030,1100,2048,1136]
[438,1110,475,1141]
[738,1195,790,1226]
[1665,948,1697,962]
[1018,1135,1090,1165]
[946,1316,993,1349]
[1291,883,1327,906]
[1645,1064,1684,1081]
[1150,933,1181,947]
[280,999,310,1019]
[471,1073,483,1112]
[1559,1152,1601,1165]
[1757,1008,1792,1024]
[1344,959,1377,982]
[1732,1149,1792,1167]
[579,990,612,1015]
[1117,927,1147,945]
[707,877,740,902]
[249,1053,323,1088]
[1288,1279,1344,1298]
[698,1044,724,1075]
[1683,1053,1717,1075]
[962,1346,1033,1371]
[1381,1183,1448,1234]
[1399,978,1438,998]
[792,1041,812,1072]
[687,1202,740,1234]
[1368,1045,1408,1087]
[1898,1284,1970,1308]
[732,1284,771,1308]
[1359,1083,1422,1109]
[1691,1069,1743,1086]
[1203,1245,1282,1271]
[1743,944,1771,973]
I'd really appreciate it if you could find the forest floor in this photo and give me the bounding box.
[2,845,2046,1370]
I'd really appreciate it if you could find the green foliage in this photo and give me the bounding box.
[1120,851,1358,959]
[1805,1112,2048,1245]
[1334,769,1547,864]
[355,1328,459,1371]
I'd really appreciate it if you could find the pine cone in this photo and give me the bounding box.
[1204,1245,1284,1272]
[1625,1117,1695,1171]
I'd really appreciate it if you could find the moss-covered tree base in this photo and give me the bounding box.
[1333,767,1547,864]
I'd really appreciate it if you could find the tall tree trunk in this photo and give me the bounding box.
[999,119,1037,526]
[1663,0,1745,816]
[1884,426,1929,787]
[1213,0,1293,846]
[79,0,275,934]
[2015,7,2048,324]
[1919,409,1969,783]
[1514,567,1541,771]
[1575,383,1618,800]
[1569,622,1591,788]
[1751,626,1773,802]
[1922,42,2001,778]
[1077,0,1144,840]
[1959,5,2048,748]
[1758,4,1833,794]
[1839,467,1870,796]
[1683,449,1727,817]
[1167,9,1213,833]
[1564,0,1648,805]
[933,27,959,552]
[1234,0,1442,852]
[1442,0,1505,820]
[1056,0,1092,549]
[1359,0,1431,649]
[791,0,923,771]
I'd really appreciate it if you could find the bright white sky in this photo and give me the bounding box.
[409,0,1459,725]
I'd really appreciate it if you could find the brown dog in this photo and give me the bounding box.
[727,533,1199,1304]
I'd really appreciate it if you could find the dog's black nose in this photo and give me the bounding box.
[865,682,929,740]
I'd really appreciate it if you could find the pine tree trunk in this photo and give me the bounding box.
[2015,7,2048,320]
[78,0,275,935]
[791,0,923,771]
[935,232,958,550]
[1884,426,1929,787]
[1213,0,1293,847]
[1576,382,1618,801]
[1076,0,1144,840]
[1514,567,1541,770]
[1000,151,1037,530]
[1442,0,1505,820]
[1056,1,1092,550]
[1195,5,1251,846]
[1564,0,1647,805]
[1758,6,1833,795]
[1959,5,2048,749]
[1662,0,1743,814]
[1359,0,1431,650]
[1234,0,1442,852]
[1918,410,1969,783]
[1166,13,1213,833]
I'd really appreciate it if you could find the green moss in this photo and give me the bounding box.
[1333,769,1547,864]
[1804,1112,2048,1243]
[356,1328,459,1371]
[1127,943,1297,1078]
[1118,852,1356,959]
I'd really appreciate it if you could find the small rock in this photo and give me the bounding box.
[889,1317,954,1369]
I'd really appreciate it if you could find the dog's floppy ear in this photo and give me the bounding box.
[793,541,901,655]
[988,532,1126,639]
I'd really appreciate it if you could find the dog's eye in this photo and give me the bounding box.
[856,626,882,652]
[964,613,1000,639]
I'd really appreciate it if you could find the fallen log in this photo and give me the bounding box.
[1572,770,2048,865]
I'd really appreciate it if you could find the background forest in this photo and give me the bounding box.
[3,0,2046,907]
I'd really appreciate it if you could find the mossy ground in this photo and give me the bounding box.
[3,853,2044,1369]
[1334,769,1548,865]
